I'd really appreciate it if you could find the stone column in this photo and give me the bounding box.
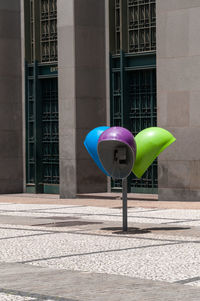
[157,0,200,201]
[58,0,77,198]
[58,0,107,198]
[0,0,23,193]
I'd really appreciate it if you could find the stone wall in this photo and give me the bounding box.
[0,0,23,193]
[157,0,200,201]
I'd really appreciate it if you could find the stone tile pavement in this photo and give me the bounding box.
[0,194,200,300]
[1,192,200,209]
[1,263,200,301]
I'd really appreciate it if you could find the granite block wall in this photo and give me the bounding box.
[0,0,23,193]
[157,0,200,201]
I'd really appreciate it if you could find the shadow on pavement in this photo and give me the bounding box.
[101,226,190,234]
[33,221,103,227]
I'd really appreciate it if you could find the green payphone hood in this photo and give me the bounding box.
[132,127,176,178]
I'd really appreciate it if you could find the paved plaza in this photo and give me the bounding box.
[1,194,200,300]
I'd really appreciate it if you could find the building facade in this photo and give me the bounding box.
[0,0,200,201]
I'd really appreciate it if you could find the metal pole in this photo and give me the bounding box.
[122,177,128,231]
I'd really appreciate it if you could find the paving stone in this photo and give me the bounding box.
[1,263,200,301]
[0,200,200,300]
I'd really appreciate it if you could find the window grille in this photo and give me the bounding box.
[40,0,57,62]
[115,0,121,54]
[30,0,35,62]
[112,0,156,54]
[128,0,156,53]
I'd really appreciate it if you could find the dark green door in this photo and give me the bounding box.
[25,0,59,193]
[41,78,59,193]
[110,0,157,193]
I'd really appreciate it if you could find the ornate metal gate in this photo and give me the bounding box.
[25,0,59,193]
[110,0,157,193]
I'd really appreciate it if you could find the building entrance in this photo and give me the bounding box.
[110,0,157,193]
[25,0,59,193]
